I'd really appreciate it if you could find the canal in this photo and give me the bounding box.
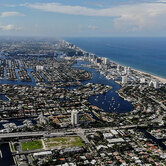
[0,59,134,165]
[0,143,15,166]
[74,60,134,113]
[140,129,166,150]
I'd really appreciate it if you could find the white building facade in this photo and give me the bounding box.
[71,110,79,125]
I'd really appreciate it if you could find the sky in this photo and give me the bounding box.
[0,0,166,37]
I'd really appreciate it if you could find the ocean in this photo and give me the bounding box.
[66,37,166,78]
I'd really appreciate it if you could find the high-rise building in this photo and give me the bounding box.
[140,78,146,83]
[127,67,131,75]
[117,65,120,72]
[102,57,109,65]
[122,76,128,84]
[153,81,159,89]
[71,110,79,125]
[149,80,159,88]
[149,80,154,87]
[124,67,130,75]
[124,67,127,74]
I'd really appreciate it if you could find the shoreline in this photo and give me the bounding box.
[112,60,166,84]
[65,40,166,84]
[132,69,166,84]
[99,57,166,84]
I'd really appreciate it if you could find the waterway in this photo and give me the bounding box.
[140,129,166,150]
[74,60,134,113]
[0,94,9,101]
[0,58,134,165]
[0,58,134,113]
[0,143,15,166]
[0,67,36,86]
[0,117,37,129]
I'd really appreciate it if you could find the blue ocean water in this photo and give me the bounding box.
[67,37,166,78]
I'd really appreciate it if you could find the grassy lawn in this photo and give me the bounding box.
[44,136,85,149]
[21,140,43,151]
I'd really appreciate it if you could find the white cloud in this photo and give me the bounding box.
[0,12,25,18]
[22,2,166,32]
[0,24,22,31]
[3,4,17,7]
[156,0,166,2]
[88,25,99,30]
[21,3,100,16]
[21,2,166,17]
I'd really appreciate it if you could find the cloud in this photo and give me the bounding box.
[156,0,166,2]
[3,4,17,7]
[21,2,166,17]
[88,25,99,30]
[22,2,166,32]
[0,24,22,31]
[0,12,25,18]
[83,1,105,8]
[21,3,100,16]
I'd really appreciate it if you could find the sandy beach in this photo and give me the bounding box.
[110,60,166,84]
[132,69,166,84]
[75,42,166,84]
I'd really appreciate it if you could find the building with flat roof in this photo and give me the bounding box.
[122,76,128,84]
[36,65,44,71]
[71,110,79,125]
[33,151,52,157]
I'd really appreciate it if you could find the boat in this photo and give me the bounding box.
[0,150,2,158]
[0,119,9,123]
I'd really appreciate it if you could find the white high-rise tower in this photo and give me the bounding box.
[71,110,79,125]
[122,76,128,84]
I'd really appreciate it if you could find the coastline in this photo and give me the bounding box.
[95,55,166,84]
[112,59,166,84]
[132,69,166,84]
[66,39,166,84]
[98,57,166,84]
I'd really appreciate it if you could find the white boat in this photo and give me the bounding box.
[0,120,9,123]
[0,150,2,158]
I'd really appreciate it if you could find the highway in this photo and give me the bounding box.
[0,124,147,139]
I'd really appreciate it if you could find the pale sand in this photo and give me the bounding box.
[132,69,166,84]
[97,58,166,84]
[112,60,166,84]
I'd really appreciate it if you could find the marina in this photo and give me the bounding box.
[0,38,165,165]
[73,60,134,113]
[0,57,134,115]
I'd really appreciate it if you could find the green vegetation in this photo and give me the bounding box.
[22,140,43,151]
[24,105,28,109]
[44,136,85,149]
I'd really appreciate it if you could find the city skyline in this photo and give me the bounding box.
[0,0,166,37]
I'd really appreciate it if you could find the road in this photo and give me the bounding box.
[150,96,166,110]
[0,124,147,139]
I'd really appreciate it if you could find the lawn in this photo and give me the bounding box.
[44,136,85,149]
[21,140,43,151]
